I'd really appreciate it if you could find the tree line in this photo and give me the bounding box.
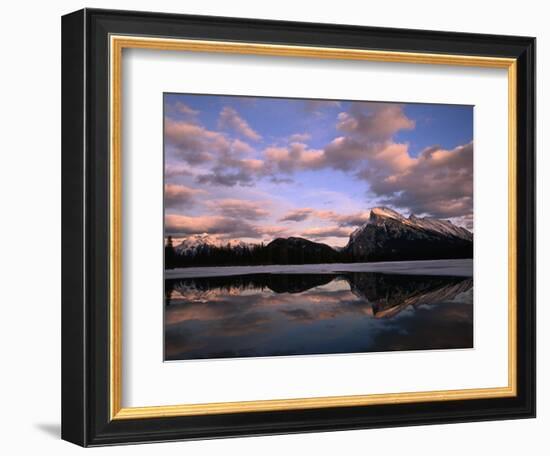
[164,236,348,269]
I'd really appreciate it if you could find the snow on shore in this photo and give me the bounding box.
[165,259,473,279]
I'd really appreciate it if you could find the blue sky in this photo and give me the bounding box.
[164,93,473,247]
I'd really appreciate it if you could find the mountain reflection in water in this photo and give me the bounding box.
[164,272,473,361]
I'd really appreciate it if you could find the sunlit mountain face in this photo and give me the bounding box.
[164,272,473,360]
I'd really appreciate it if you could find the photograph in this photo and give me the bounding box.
[163,93,474,361]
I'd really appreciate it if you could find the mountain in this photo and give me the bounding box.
[344,207,473,262]
[166,208,473,268]
[174,234,216,256]
[174,234,252,256]
[265,237,339,265]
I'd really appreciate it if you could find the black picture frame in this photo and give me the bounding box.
[62,8,536,447]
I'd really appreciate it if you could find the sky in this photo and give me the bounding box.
[164,93,473,247]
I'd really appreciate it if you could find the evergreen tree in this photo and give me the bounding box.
[164,236,177,269]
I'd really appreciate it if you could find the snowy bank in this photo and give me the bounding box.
[165,259,473,279]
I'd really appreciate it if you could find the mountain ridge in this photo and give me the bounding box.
[345,207,473,261]
[166,207,473,267]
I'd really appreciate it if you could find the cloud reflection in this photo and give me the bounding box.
[165,272,473,360]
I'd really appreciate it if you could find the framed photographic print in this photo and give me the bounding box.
[61,8,536,446]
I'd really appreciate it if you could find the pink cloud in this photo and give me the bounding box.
[218,106,261,141]
[164,163,192,179]
[165,214,255,237]
[280,208,371,227]
[323,136,372,170]
[239,158,264,171]
[259,225,291,238]
[280,208,317,222]
[264,143,325,173]
[301,226,352,239]
[208,199,270,220]
[165,119,230,164]
[368,142,473,219]
[173,101,199,118]
[336,102,415,141]
[165,117,261,187]
[280,208,334,222]
[289,132,311,142]
[165,214,288,240]
[257,105,415,174]
[372,143,415,173]
[164,184,204,208]
[231,138,254,155]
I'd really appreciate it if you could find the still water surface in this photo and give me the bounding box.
[164,271,473,361]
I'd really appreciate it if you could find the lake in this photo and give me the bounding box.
[164,263,473,361]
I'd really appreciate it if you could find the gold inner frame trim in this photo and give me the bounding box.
[109,35,518,420]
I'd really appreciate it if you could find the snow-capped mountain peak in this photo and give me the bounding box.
[350,207,409,241]
[408,215,473,241]
[174,234,253,256]
[347,207,473,261]
[352,207,472,242]
[370,206,407,222]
